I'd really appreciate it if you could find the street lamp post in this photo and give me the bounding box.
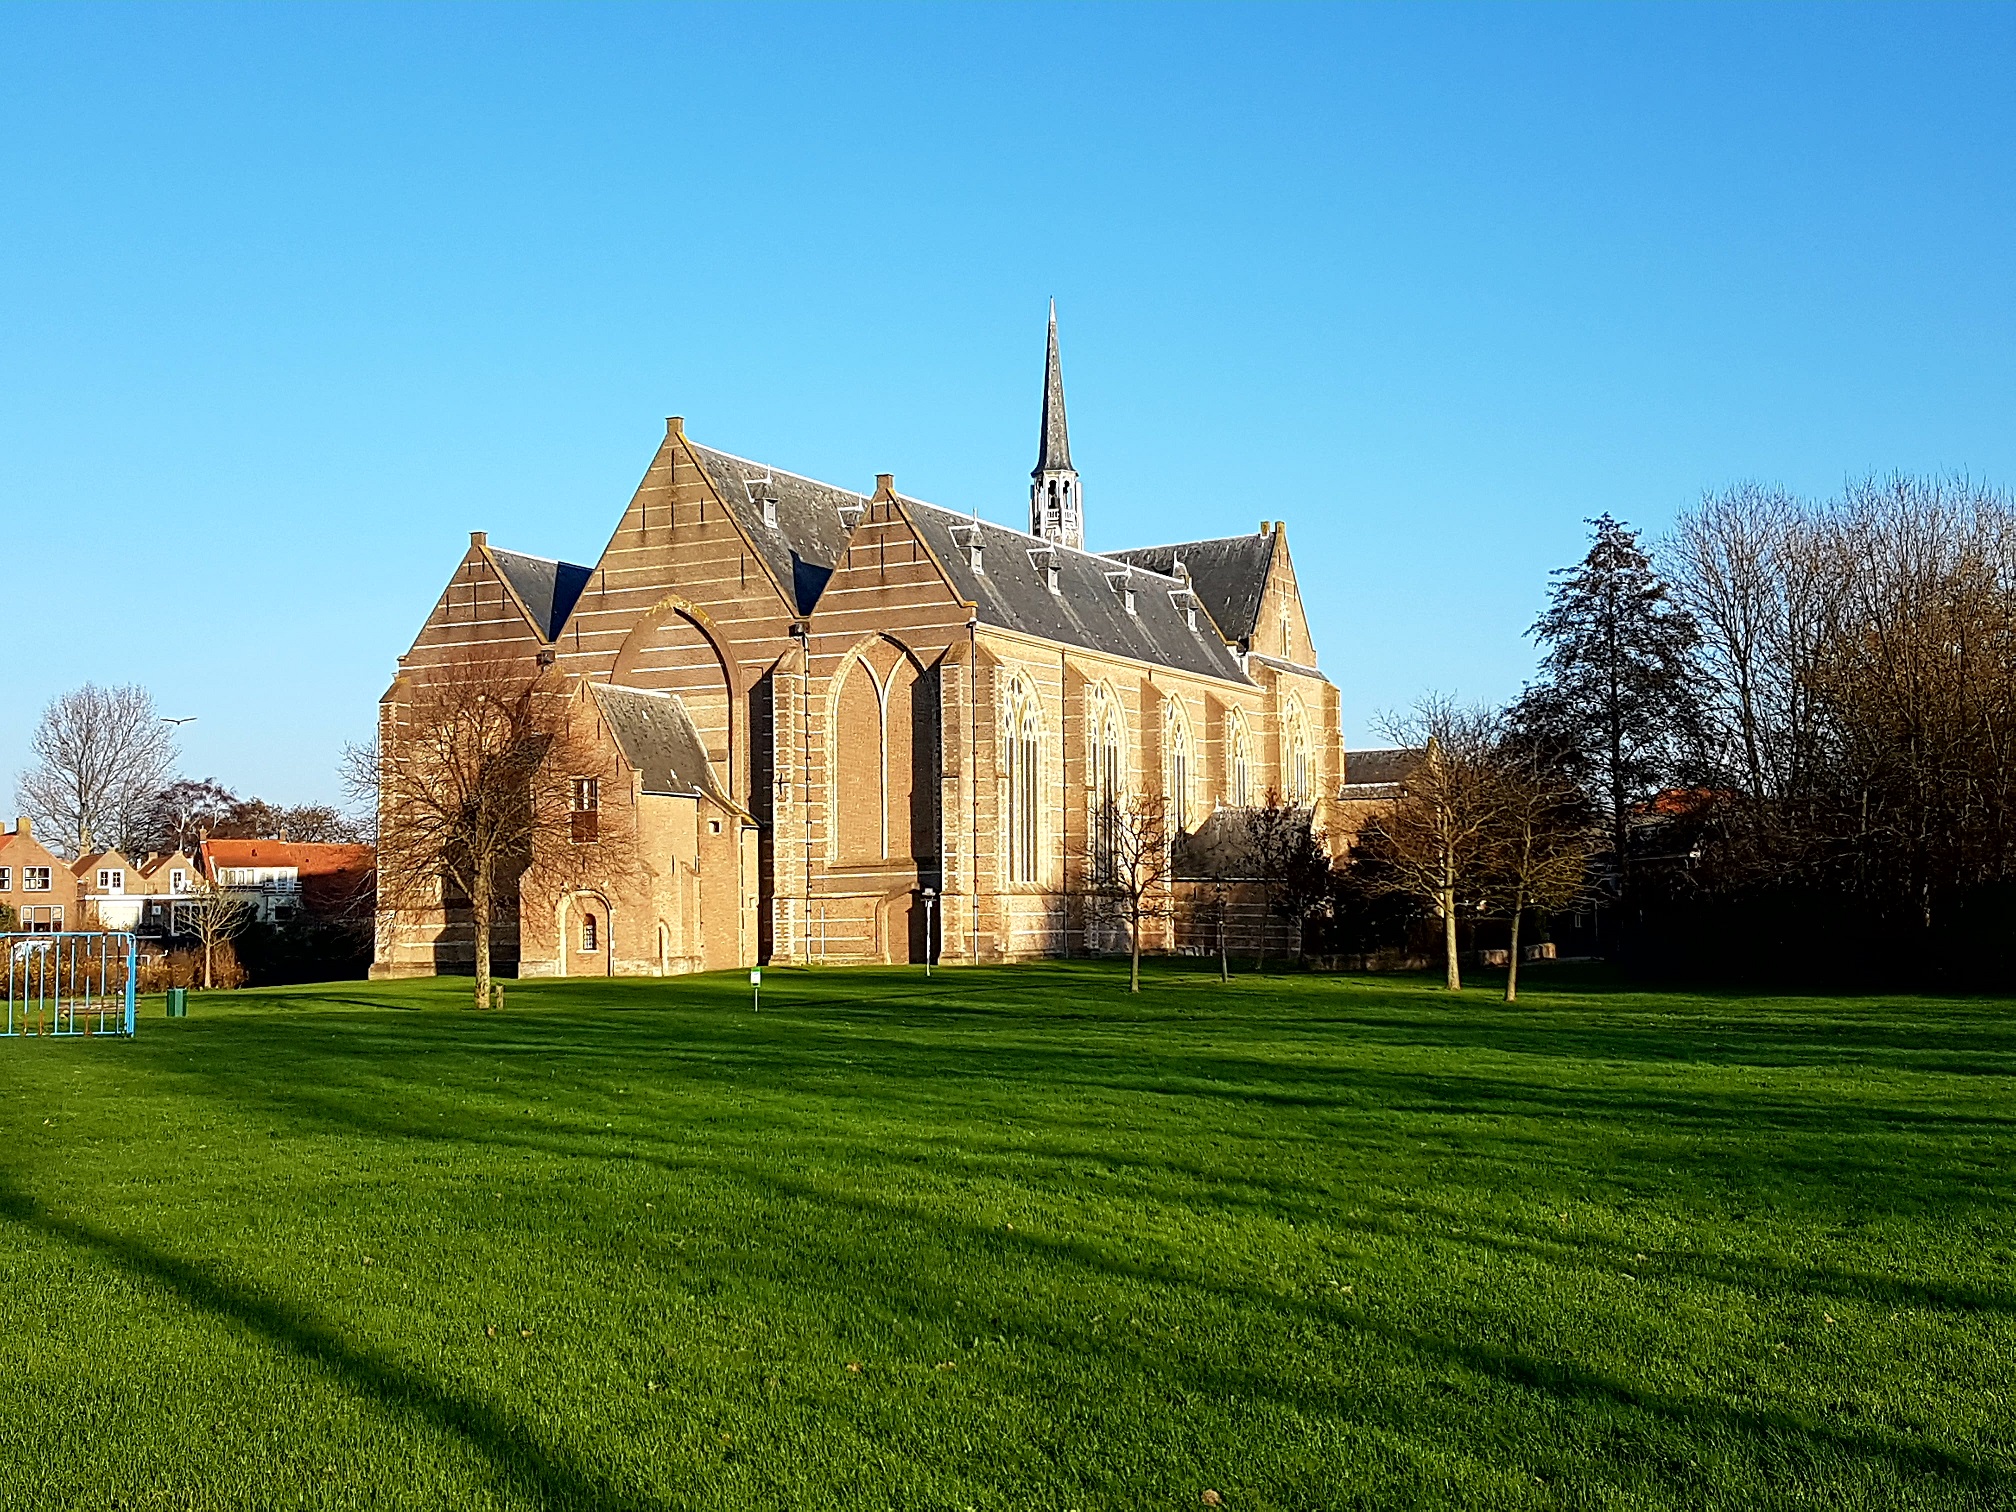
[920,888,937,977]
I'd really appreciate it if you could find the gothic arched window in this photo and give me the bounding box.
[1285,702,1311,804]
[1004,677,1043,884]
[1165,703,1191,834]
[1229,713,1253,808]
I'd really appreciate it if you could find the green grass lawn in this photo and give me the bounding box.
[3,962,2014,1510]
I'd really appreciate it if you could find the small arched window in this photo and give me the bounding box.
[1166,704,1191,834]
[581,913,599,952]
[1229,715,1253,809]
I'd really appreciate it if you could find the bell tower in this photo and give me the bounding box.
[1030,300,1083,550]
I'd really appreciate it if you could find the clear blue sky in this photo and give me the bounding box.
[5,3,2014,806]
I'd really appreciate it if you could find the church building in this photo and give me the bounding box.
[372,309,1347,977]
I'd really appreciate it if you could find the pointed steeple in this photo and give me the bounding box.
[1035,298,1073,473]
[1030,299,1083,549]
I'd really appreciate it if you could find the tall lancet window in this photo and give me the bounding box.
[1229,714,1254,808]
[1285,702,1311,804]
[1089,686,1125,880]
[1005,677,1043,884]
[1166,705,1191,834]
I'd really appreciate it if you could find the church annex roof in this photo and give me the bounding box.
[590,683,738,809]
[687,442,866,616]
[905,500,1251,685]
[490,548,595,641]
[1108,533,1276,645]
[1342,746,1420,791]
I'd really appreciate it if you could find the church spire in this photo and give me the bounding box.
[1030,299,1083,549]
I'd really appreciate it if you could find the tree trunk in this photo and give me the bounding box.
[1129,911,1142,994]
[1218,901,1230,982]
[1504,894,1524,1003]
[202,933,213,990]
[1442,887,1460,991]
[472,882,492,1011]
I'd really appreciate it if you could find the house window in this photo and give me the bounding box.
[581,914,598,951]
[25,905,61,931]
[571,777,600,844]
[98,869,124,893]
[0,867,10,892]
[170,869,188,893]
[24,867,51,892]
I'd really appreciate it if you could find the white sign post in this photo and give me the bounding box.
[749,969,761,1011]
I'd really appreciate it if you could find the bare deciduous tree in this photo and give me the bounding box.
[177,878,252,990]
[353,655,625,1011]
[1484,746,1596,1002]
[1367,698,1506,991]
[1079,790,1175,993]
[16,684,180,858]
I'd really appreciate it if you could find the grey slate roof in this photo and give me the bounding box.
[1109,533,1276,644]
[1343,747,1420,789]
[688,443,865,615]
[1034,301,1072,474]
[490,548,594,641]
[590,684,736,808]
[905,499,1252,685]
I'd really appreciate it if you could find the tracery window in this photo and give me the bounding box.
[1285,702,1311,804]
[1165,703,1191,834]
[1229,714,1253,809]
[1089,684,1126,879]
[1004,677,1043,884]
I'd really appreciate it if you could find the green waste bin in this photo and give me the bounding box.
[165,988,187,1018]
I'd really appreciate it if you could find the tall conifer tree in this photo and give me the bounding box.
[1515,515,1701,892]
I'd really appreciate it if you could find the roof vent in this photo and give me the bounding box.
[839,502,866,531]
[951,521,984,575]
[1028,545,1061,595]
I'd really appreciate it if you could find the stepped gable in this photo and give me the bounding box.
[489,548,594,641]
[687,443,865,615]
[905,499,1250,684]
[1109,533,1275,646]
[590,684,738,808]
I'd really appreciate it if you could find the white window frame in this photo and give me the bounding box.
[98,869,125,893]
[0,866,10,892]
[24,867,52,892]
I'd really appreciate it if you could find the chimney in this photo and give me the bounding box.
[470,530,488,548]
[13,816,28,839]
[666,416,684,438]
[1259,520,1272,535]
[873,473,896,501]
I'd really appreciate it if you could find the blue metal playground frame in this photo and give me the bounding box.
[2,932,138,1038]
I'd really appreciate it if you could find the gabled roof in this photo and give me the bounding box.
[489,548,594,641]
[590,684,739,810]
[72,850,132,879]
[1109,533,1276,645]
[687,443,864,616]
[905,500,1250,684]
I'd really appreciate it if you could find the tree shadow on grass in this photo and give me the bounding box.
[0,1176,654,1512]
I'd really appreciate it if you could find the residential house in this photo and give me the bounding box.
[0,817,79,931]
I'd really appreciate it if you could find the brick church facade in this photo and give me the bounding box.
[372,310,1348,978]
